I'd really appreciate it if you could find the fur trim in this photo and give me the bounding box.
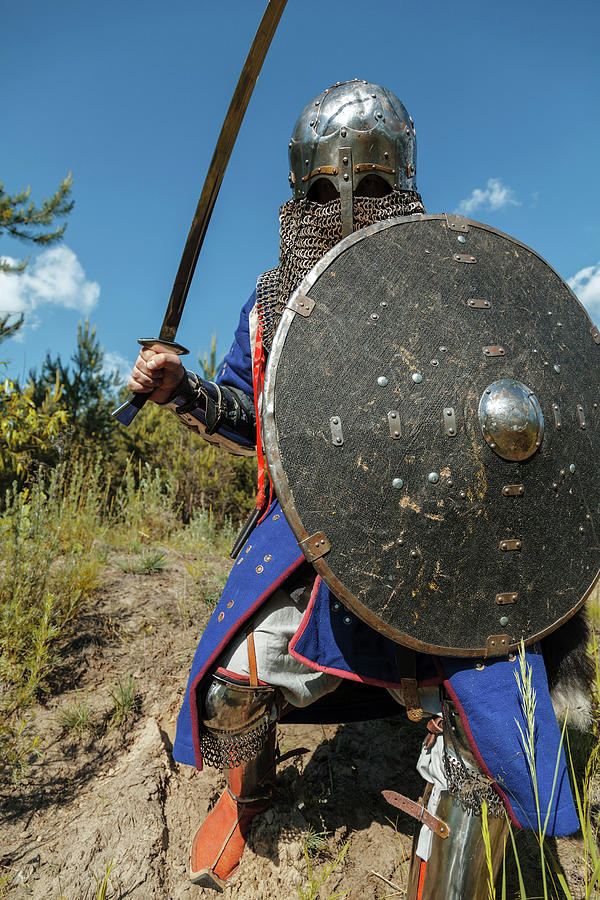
[540,610,593,731]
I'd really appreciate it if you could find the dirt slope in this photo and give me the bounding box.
[0,549,589,899]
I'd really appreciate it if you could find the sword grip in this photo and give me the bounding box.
[112,337,190,426]
[111,392,149,426]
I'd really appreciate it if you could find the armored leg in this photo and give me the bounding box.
[190,674,280,892]
[406,697,509,900]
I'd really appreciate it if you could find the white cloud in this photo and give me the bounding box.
[455,178,520,216]
[103,350,134,385]
[0,246,100,324]
[568,262,600,325]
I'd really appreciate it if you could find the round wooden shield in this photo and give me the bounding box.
[262,215,600,656]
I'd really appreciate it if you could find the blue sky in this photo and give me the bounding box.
[1,0,599,383]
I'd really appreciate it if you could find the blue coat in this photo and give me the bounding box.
[173,291,578,837]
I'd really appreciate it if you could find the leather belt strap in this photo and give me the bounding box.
[382,790,450,839]
[246,629,258,687]
[394,645,423,722]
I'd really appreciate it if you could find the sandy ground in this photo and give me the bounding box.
[0,547,594,899]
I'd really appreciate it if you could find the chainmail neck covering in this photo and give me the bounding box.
[257,190,426,351]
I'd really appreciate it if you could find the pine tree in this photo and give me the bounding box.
[0,317,66,485]
[0,174,74,273]
[28,319,119,449]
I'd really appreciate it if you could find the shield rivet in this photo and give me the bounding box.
[554,364,561,373]
[458,235,466,243]
[412,373,423,384]
[570,464,576,473]
[378,375,389,386]
[448,479,454,487]
[428,472,440,484]
[459,491,466,499]
[552,482,558,490]
[397,538,405,546]
[333,602,340,611]
[499,616,509,627]
[380,300,388,307]
[371,313,379,320]
[430,359,439,366]
[392,477,404,489]
[439,346,448,352]
[410,550,418,559]
[475,662,485,671]
[579,526,585,534]
[344,616,352,624]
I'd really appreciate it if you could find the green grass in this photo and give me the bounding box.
[92,858,117,900]
[108,675,140,728]
[482,637,600,899]
[59,693,97,735]
[297,839,350,900]
[117,549,166,574]
[304,825,331,856]
[0,460,105,781]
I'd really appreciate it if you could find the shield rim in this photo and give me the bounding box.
[262,213,600,656]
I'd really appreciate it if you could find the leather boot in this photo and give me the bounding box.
[189,726,276,891]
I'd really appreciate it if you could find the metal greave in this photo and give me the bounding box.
[406,698,509,900]
[201,675,279,789]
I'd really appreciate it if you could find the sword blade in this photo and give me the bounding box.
[113,0,287,424]
[160,0,287,342]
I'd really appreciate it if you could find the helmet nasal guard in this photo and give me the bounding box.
[288,79,418,236]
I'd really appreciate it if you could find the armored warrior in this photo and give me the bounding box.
[128,81,592,897]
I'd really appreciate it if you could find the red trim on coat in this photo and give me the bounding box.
[216,666,270,687]
[289,577,442,692]
[189,553,306,768]
[436,660,521,829]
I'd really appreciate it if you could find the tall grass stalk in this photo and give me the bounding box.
[502,639,600,899]
[481,801,496,900]
[513,642,550,897]
[297,839,350,900]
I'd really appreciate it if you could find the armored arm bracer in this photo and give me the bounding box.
[163,370,256,457]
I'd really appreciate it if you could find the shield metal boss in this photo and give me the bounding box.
[262,214,600,657]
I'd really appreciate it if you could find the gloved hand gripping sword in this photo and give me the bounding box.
[112,0,288,426]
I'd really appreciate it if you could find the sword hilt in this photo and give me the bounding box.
[111,338,189,426]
